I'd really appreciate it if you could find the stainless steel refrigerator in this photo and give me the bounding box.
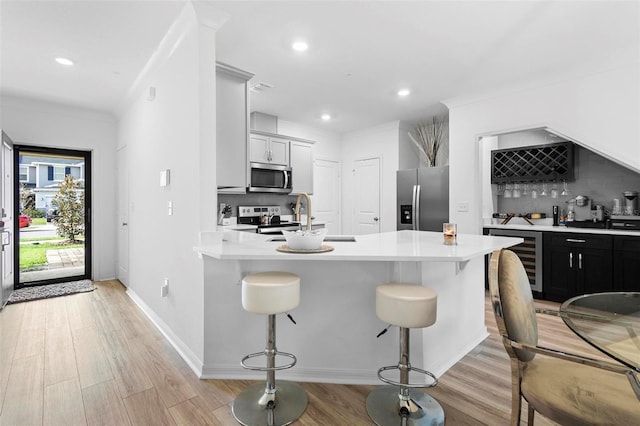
[397,166,449,231]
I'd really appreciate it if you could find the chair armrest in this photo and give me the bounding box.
[503,336,640,401]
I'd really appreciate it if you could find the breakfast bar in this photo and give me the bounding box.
[195,230,521,384]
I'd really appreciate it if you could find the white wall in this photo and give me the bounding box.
[341,121,400,234]
[0,95,117,281]
[116,2,221,372]
[399,120,419,170]
[277,119,341,162]
[445,62,640,235]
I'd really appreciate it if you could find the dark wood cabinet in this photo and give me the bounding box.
[613,235,640,291]
[543,232,613,302]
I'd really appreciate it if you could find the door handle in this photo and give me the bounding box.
[414,184,421,231]
[578,253,582,269]
[122,222,128,227]
[569,252,573,268]
[374,217,379,222]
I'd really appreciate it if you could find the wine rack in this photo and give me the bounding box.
[491,141,574,183]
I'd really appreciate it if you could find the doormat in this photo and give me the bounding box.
[7,279,95,304]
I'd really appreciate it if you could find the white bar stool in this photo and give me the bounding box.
[366,283,445,426]
[232,271,307,426]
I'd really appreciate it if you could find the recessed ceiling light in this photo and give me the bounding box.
[292,41,308,52]
[55,57,74,66]
[321,114,331,121]
[397,88,410,97]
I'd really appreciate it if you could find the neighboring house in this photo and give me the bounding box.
[19,155,84,212]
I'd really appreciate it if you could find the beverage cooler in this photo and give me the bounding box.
[484,228,543,298]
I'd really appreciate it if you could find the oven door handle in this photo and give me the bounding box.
[283,170,289,189]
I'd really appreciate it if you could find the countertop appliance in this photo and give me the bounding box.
[397,167,449,232]
[248,162,292,193]
[610,214,640,231]
[237,205,300,234]
[623,191,638,215]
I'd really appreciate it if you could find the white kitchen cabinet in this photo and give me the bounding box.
[216,63,253,193]
[290,141,314,194]
[249,133,289,165]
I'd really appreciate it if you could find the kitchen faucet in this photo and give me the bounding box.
[294,192,312,231]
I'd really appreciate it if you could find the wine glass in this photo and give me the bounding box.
[513,183,521,198]
[540,182,548,197]
[530,184,538,199]
[551,183,559,199]
[561,180,571,196]
[503,183,512,198]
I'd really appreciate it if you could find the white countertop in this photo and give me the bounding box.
[195,230,522,262]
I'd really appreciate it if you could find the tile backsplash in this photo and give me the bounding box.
[218,193,305,218]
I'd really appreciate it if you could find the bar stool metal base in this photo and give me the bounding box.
[366,385,444,426]
[232,381,308,426]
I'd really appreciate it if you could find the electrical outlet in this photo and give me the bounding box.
[161,279,169,297]
[167,201,173,216]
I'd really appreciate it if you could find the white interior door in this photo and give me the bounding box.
[117,146,129,286]
[1,133,13,306]
[354,157,381,235]
[312,159,341,234]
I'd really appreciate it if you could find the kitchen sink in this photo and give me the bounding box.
[268,235,356,242]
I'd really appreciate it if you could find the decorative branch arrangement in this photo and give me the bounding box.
[408,115,446,167]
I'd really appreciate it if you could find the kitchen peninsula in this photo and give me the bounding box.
[195,230,520,384]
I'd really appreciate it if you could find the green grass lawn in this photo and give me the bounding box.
[32,217,46,226]
[20,241,84,270]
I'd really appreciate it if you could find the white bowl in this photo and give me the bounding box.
[282,228,328,250]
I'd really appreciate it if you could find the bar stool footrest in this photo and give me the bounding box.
[241,350,297,371]
[377,364,438,388]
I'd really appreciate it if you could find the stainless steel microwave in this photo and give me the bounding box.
[248,162,292,193]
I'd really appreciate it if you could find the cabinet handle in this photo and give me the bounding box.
[565,238,586,243]
[578,253,582,269]
[569,252,573,268]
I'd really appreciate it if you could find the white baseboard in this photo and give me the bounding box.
[430,330,489,378]
[126,288,204,377]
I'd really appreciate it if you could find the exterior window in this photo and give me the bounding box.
[54,166,65,181]
[19,166,28,182]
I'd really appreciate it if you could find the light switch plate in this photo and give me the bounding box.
[160,169,170,187]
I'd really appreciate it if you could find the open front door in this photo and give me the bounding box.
[1,131,14,307]
[14,146,91,288]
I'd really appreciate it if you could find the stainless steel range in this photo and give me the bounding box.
[237,205,300,234]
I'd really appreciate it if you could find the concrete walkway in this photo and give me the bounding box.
[46,247,85,270]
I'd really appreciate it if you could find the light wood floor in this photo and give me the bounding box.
[0,279,610,425]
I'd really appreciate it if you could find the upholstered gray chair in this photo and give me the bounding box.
[488,249,640,425]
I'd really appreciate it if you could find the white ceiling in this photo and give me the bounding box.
[1,1,638,134]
